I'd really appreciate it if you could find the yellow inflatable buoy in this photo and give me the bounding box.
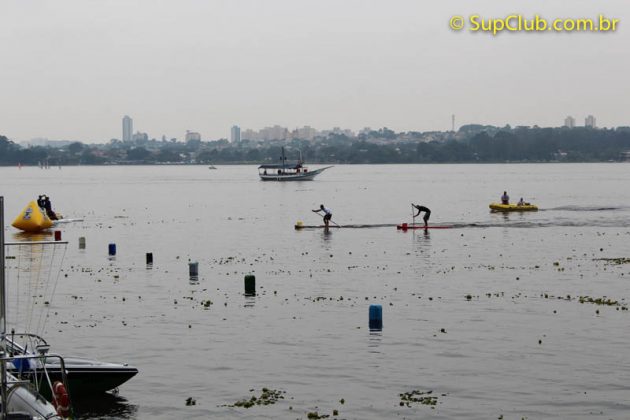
[12,201,54,232]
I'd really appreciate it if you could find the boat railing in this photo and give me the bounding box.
[6,332,50,356]
[1,351,72,413]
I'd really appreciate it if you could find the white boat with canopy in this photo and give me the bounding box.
[258,148,332,181]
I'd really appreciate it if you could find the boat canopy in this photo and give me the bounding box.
[258,162,303,170]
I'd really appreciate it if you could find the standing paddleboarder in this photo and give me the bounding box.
[412,204,431,228]
[313,204,333,228]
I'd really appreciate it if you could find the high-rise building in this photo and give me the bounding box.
[132,131,149,143]
[585,115,596,128]
[296,126,318,141]
[564,116,576,128]
[242,129,256,141]
[231,125,241,143]
[185,130,201,142]
[122,115,133,142]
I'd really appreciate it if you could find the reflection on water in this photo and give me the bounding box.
[73,392,138,420]
[243,295,256,308]
[11,231,52,241]
[412,228,431,256]
[368,330,383,353]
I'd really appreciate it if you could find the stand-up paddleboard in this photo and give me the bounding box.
[53,218,84,225]
[295,221,396,230]
[397,223,453,230]
[295,224,341,229]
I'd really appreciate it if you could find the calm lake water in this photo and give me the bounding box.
[1,163,630,419]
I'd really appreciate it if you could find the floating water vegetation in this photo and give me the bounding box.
[578,295,627,309]
[594,257,630,265]
[399,390,441,408]
[223,388,285,408]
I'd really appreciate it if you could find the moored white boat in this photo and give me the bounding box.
[258,148,332,181]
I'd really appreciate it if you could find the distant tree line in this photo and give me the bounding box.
[2,127,630,166]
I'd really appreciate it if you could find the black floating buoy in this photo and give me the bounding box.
[108,243,116,256]
[54,230,62,241]
[79,237,86,249]
[369,304,383,330]
[146,252,153,265]
[189,262,199,277]
[244,274,256,296]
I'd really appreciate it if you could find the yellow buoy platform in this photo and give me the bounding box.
[12,201,54,232]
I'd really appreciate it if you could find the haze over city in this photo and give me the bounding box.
[2,0,630,143]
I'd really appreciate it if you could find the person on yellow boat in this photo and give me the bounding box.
[501,191,509,205]
[517,197,525,206]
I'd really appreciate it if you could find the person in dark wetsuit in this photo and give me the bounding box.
[412,204,431,227]
[43,195,59,220]
[312,204,332,228]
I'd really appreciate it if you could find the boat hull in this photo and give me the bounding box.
[12,358,138,396]
[7,373,62,419]
[489,203,538,212]
[259,167,331,181]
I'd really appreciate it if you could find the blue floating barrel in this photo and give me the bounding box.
[369,304,383,330]
[244,274,256,296]
[189,262,199,277]
[108,243,116,256]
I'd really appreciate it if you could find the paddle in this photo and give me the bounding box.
[411,203,415,226]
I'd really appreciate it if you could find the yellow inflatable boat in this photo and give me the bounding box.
[489,202,538,212]
[12,201,54,232]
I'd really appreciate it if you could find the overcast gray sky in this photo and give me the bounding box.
[2,0,629,143]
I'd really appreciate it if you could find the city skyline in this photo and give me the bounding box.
[19,112,615,146]
[2,1,630,143]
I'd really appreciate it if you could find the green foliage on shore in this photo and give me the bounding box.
[2,126,630,165]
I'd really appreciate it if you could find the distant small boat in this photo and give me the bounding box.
[489,202,538,212]
[208,165,217,169]
[258,148,332,181]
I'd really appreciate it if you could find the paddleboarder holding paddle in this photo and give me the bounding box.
[312,204,333,228]
[412,204,431,228]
